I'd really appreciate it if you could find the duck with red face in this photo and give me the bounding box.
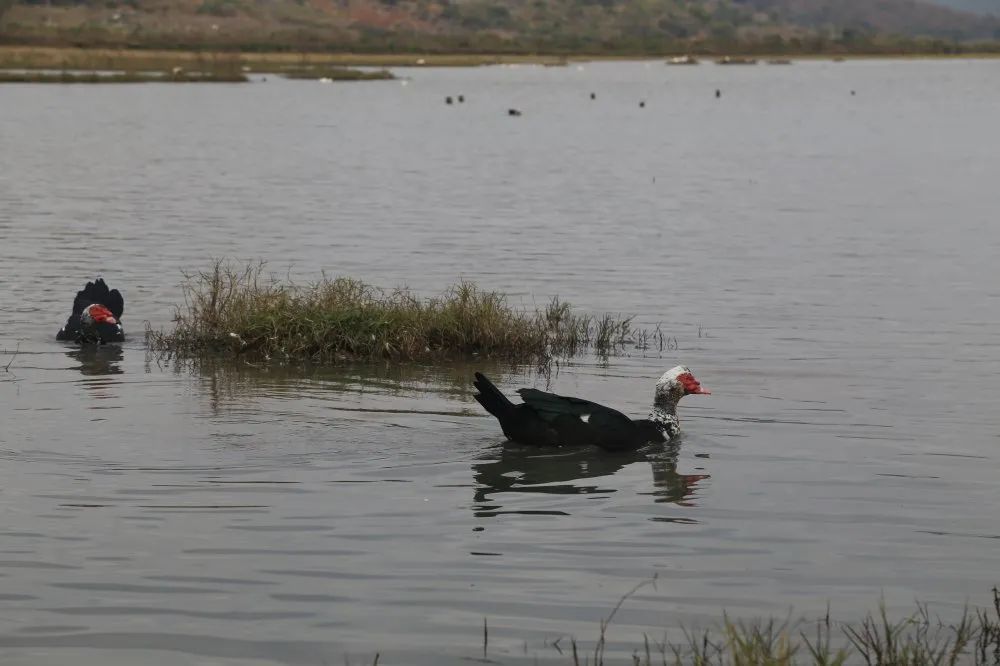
[472,365,711,451]
[57,279,125,344]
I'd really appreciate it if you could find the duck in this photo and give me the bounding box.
[56,279,125,344]
[473,366,710,451]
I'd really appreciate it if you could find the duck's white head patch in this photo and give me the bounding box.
[655,365,711,403]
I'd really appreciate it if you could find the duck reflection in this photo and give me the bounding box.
[67,345,124,376]
[472,441,709,514]
[66,346,124,400]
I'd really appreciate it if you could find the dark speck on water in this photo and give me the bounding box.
[1,59,998,665]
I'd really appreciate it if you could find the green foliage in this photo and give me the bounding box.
[146,262,647,363]
[0,0,17,25]
[454,1,513,30]
[197,0,241,18]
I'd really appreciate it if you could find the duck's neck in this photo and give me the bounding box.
[649,399,680,438]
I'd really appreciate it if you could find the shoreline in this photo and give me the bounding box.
[3,45,1000,73]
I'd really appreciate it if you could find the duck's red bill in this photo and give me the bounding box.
[678,372,711,395]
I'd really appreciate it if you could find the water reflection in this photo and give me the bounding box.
[472,441,710,514]
[174,355,529,413]
[65,345,124,401]
[66,345,124,376]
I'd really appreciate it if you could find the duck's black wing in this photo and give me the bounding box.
[516,388,631,425]
[516,388,656,451]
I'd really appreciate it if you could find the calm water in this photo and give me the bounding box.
[1,59,999,664]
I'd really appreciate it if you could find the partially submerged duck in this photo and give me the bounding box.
[56,279,125,344]
[473,365,710,451]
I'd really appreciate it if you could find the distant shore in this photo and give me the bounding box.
[0,46,408,83]
[0,46,569,73]
[3,45,1000,76]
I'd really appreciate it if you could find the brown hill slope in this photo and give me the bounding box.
[741,0,999,39]
[925,0,999,16]
[1,0,997,52]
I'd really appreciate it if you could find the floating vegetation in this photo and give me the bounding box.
[0,69,247,83]
[146,262,654,363]
[279,66,394,81]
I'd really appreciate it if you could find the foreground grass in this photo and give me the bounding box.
[519,582,1000,665]
[146,263,652,363]
[651,604,998,666]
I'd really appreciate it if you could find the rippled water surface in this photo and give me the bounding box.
[1,59,999,664]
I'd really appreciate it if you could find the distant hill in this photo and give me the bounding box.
[925,0,998,16]
[741,0,1000,40]
[1,0,999,52]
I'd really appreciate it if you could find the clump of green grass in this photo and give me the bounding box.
[546,583,1000,666]
[146,262,646,362]
[279,66,394,81]
[662,602,993,666]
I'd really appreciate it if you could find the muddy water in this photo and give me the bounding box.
[1,59,999,664]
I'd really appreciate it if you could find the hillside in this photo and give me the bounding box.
[926,0,998,16]
[742,0,1000,40]
[1,0,998,53]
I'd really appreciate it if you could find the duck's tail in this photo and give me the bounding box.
[473,372,514,419]
[72,278,124,320]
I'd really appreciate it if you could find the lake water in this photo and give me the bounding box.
[1,58,999,664]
